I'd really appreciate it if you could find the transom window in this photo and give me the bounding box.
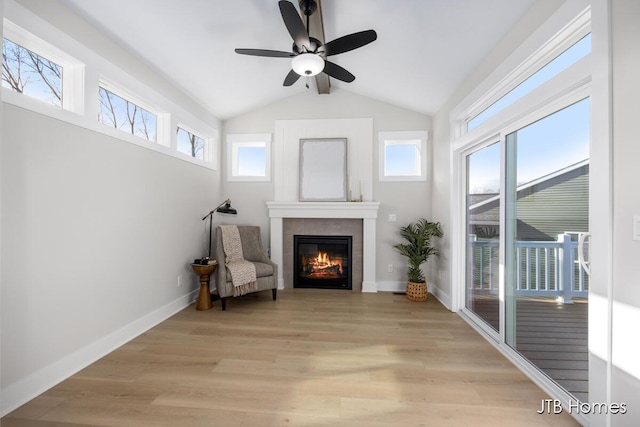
[177,127,205,160]
[98,85,157,142]
[378,131,428,181]
[2,38,62,107]
[467,33,591,132]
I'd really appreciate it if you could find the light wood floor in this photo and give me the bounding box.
[2,290,580,426]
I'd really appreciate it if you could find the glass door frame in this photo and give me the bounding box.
[452,85,592,355]
[458,134,506,344]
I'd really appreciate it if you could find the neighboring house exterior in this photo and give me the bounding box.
[469,160,589,241]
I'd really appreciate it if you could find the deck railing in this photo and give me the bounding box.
[469,233,589,303]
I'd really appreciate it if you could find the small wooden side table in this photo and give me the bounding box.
[191,261,217,311]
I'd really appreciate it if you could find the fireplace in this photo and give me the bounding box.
[294,235,352,289]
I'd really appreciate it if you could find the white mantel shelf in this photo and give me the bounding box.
[266,201,380,219]
[267,201,380,293]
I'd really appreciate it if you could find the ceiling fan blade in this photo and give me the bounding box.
[283,69,301,86]
[322,30,377,56]
[235,48,294,58]
[323,61,355,83]
[278,0,310,50]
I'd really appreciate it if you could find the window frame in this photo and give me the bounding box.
[378,130,428,182]
[97,81,160,144]
[2,19,84,114]
[176,124,209,162]
[452,6,591,141]
[226,133,272,182]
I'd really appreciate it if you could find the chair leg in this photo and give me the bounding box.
[272,288,277,301]
[221,297,227,311]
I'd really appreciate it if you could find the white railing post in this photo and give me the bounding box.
[558,233,574,304]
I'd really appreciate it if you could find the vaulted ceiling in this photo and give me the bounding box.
[59,0,536,120]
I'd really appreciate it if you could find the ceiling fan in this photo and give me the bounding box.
[235,0,377,87]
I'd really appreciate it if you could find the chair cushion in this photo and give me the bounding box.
[226,261,274,281]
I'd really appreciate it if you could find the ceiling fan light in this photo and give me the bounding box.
[291,53,324,77]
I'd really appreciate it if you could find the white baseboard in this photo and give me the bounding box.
[361,281,379,293]
[1,290,198,417]
[375,281,405,292]
[429,284,452,310]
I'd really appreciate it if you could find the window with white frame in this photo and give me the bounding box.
[2,37,62,106]
[177,126,206,160]
[2,20,83,114]
[98,85,157,142]
[226,134,271,182]
[378,131,428,181]
[467,33,591,131]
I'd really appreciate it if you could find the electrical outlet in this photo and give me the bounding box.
[177,275,183,287]
[388,214,397,222]
[388,264,393,272]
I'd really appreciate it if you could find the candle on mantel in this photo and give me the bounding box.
[359,180,363,200]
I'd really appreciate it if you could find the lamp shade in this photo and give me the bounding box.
[217,201,237,215]
[291,53,324,77]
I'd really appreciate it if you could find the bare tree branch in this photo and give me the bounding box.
[25,50,61,101]
[98,89,119,128]
[125,101,138,135]
[2,42,29,93]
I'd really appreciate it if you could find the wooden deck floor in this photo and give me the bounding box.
[516,298,588,403]
[469,294,588,402]
[2,290,580,426]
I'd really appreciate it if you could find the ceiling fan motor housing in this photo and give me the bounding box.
[293,37,323,55]
[299,0,317,16]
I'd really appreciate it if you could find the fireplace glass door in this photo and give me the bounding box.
[294,235,352,289]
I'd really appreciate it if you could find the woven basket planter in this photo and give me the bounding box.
[406,281,428,302]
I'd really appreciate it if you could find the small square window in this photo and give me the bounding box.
[227,134,271,182]
[379,131,428,181]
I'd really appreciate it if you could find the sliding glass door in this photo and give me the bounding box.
[505,98,590,402]
[463,98,590,401]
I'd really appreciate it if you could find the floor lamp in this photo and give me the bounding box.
[202,199,237,259]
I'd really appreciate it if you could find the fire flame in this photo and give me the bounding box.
[301,251,343,277]
[315,251,342,272]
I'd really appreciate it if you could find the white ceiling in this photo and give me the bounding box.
[59,0,536,120]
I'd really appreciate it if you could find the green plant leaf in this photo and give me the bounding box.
[393,218,443,283]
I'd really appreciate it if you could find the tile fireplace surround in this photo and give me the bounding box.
[267,201,380,292]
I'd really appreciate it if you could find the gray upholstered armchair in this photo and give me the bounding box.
[214,225,278,310]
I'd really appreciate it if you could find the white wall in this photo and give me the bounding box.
[222,88,432,289]
[609,0,640,424]
[1,0,222,415]
[0,106,219,415]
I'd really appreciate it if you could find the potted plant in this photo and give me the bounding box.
[393,218,443,301]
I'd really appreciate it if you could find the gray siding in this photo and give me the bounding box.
[470,164,589,241]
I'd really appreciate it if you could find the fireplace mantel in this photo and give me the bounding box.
[266,201,380,218]
[267,201,380,292]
